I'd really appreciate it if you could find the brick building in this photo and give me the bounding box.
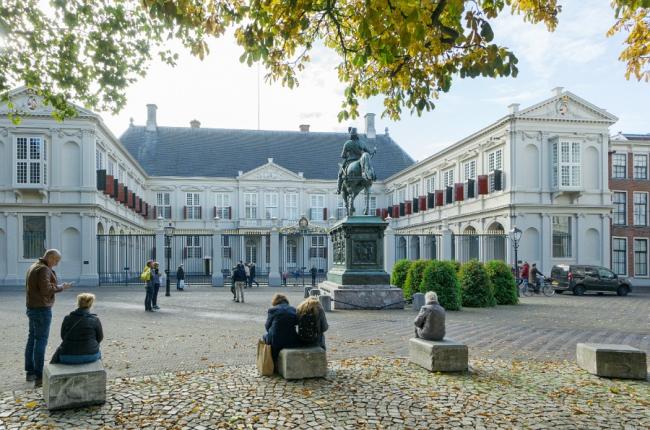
[609,133,650,285]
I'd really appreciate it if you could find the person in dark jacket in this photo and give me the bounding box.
[310,266,317,286]
[176,264,185,290]
[152,262,161,310]
[529,263,543,293]
[52,293,103,364]
[296,297,329,350]
[414,291,446,341]
[263,294,300,364]
[232,262,247,303]
[249,262,259,288]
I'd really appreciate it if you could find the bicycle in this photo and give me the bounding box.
[521,276,554,297]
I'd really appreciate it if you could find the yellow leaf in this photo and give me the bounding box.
[24,401,38,409]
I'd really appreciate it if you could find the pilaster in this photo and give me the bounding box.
[269,227,281,287]
[211,229,223,287]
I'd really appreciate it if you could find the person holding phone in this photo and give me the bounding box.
[25,249,73,387]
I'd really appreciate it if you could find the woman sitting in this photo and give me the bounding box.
[263,294,300,364]
[296,297,329,350]
[52,293,104,364]
[413,291,446,341]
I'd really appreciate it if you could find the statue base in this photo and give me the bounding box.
[319,281,404,310]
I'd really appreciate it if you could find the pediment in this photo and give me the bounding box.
[0,87,96,118]
[516,92,617,124]
[239,161,304,181]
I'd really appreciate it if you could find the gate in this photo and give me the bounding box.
[279,233,328,287]
[170,234,214,285]
[221,234,270,287]
[453,233,507,263]
[97,234,155,286]
[395,234,440,261]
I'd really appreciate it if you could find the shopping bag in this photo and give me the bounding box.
[256,339,274,376]
[179,280,185,290]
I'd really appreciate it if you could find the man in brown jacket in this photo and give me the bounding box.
[25,249,72,387]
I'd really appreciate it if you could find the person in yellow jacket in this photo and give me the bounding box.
[141,260,154,311]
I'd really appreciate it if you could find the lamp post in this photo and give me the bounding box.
[298,215,309,288]
[163,221,175,297]
[509,226,522,289]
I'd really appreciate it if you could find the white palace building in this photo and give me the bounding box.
[0,87,616,287]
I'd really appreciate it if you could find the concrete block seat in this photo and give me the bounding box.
[409,338,468,372]
[576,343,647,380]
[43,360,107,410]
[277,347,327,380]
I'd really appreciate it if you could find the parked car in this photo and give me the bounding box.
[550,264,632,296]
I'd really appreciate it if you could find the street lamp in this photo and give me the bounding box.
[509,226,522,285]
[163,221,175,297]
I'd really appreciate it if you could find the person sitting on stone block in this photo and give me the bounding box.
[296,297,329,350]
[51,293,103,364]
[263,294,300,365]
[413,291,445,341]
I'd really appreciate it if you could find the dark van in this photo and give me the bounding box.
[550,265,632,296]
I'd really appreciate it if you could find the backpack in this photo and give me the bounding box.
[298,311,320,344]
[140,267,151,282]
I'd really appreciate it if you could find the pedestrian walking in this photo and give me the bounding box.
[141,260,154,311]
[244,263,251,288]
[152,262,161,310]
[25,249,73,387]
[232,261,247,303]
[282,270,288,287]
[250,262,259,288]
[176,264,185,290]
[310,266,317,286]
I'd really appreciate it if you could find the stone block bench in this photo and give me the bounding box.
[576,343,647,380]
[277,347,327,380]
[43,361,107,410]
[409,338,468,372]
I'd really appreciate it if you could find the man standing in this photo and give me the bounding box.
[25,249,72,387]
[176,264,185,290]
[244,262,251,289]
[249,262,259,288]
[310,266,317,286]
[232,261,247,303]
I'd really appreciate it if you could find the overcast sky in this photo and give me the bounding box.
[101,0,649,162]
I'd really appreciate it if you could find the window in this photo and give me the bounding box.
[634,154,647,179]
[634,239,648,276]
[337,198,346,219]
[464,160,476,180]
[244,193,258,219]
[23,216,46,259]
[309,236,327,258]
[222,236,232,259]
[552,216,572,258]
[552,141,581,188]
[107,158,115,176]
[264,193,279,219]
[442,168,454,188]
[612,153,627,179]
[397,187,406,202]
[285,193,298,221]
[286,239,297,266]
[246,239,257,263]
[215,193,231,219]
[634,193,647,226]
[409,182,420,199]
[156,192,172,219]
[186,193,201,219]
[309,194,325,220]
[369,196,377,214]
[185,236,202,258]
[425,174,436,193]
[488,149,502,172]
[95,148,104,170]
[16,136,47,186]
[612,238,627,275]
[613,192,627,225]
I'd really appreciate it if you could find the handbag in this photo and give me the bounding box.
[256,339,274,376]
[179,280,185,289]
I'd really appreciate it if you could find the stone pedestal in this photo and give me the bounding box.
[409,338,468,372]
[576,343,647,380]
[277,347,327,379]
[319,294,332,312]
[412,293,425,312]
[43,361,107,410]
[320,216,404,310]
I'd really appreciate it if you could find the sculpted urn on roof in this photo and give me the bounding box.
[336,127,376,217]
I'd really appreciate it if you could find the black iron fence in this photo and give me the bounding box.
[97,234,155,286]
[169,234,214,286]
[452,233,507,263]
[220,234,270,287]
[394,234,440,261]
[279,233,328,287]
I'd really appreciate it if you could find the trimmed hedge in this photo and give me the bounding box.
[420,260,462,310]
[390,259,412,291]
[459,260,496,307]
[485,260,519,305]
[404,260,429,300]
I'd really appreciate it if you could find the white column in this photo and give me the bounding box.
[541,214,552,274]
[419,235,426,260]
[260,234,267,271]
[49,213,61,251]
[441,229,454,261]
[405,236,412,260]
[575,214,582,264]
[212,229,223,287]
[5,213,19,284]
[601,214,611,268]
[80,213,99,286]
[155,229,165,269]
[239,235,246,264]
[327,232,333,272]
[384,224,396,273]
[269,228,281,287]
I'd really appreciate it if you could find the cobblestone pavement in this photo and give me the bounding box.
[1,286,649,394]
[0,357,648,429]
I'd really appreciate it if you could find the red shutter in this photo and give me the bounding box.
[183,206,187,219]
[375,208,381,217]
[405,201,412,215]
[323,207,328,221]
[419,196,426,211]
[454,183,464,202]
[228,206,232,219]
[117,184,125,202]
[104,175,114,196]
[135,197,141,213]
[381,208,388,219]
[435,190,444,206]
[392,205,399,218]
[478,175,489,195]
[213,206,217,219]
[153,206,157,220]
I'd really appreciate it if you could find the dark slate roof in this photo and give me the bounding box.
[119,126,414,180]
[622,133,650,141]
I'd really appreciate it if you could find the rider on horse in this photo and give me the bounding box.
[337,127,375,194]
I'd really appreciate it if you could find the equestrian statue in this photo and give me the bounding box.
[337,127,376,216]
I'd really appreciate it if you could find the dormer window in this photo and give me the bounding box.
[15,136,47,187]
[551,139,581,190]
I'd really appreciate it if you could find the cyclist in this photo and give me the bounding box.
[520,261,530,294]
[528,263,544,294]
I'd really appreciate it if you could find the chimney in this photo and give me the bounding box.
[552,86,564,97]
[364,113,376,138]
[508,103,520,114]
[299,124,310,132]
[146,104,157,132]
[190,119,201,129]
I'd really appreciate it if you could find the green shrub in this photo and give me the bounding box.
[403,260,429,300]
[449,260,461,274]
[459,260,496,307]
[485,260,519,305]
[390,259,412,291]
[420,260,462,310]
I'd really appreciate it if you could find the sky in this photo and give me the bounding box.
[101,0,649,162]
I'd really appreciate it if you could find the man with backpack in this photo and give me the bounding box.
[232,261,247,303]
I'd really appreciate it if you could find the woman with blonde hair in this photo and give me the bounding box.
[263,294,300,364]
[51,293,104,364]
[296,297,329,350]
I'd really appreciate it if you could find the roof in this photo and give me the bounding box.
[119,126,414,180]
[622,133,650,141]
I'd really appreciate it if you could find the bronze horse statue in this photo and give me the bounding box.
[337,127,376,217]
